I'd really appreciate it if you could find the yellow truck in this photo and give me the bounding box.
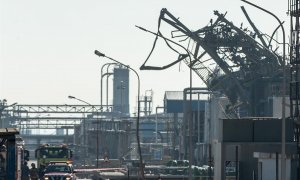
[35,144,73,169]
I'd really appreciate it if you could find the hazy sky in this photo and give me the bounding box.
[0,0,288,115]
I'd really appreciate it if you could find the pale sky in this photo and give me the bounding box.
[0,0,288,115]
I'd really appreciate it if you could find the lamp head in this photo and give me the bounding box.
[11,103,17,106]
[68,95,75,99]
[94,50,105,57]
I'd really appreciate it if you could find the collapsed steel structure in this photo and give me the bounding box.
[139,8,286,118]
[139,6,300,178]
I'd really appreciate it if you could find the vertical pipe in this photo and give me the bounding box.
[100,64,107,111]
[155,107,158,144]
[236,146,239,180]
[106,63,116,112]
[101,63,116,112]
[276,152,278,180]
[188,90,193,180]
[155,107,164,144]
[183,91,187,160]
[106,72,109,111]
[106,66,113,111]
[82,113,86,162]
[198,93,200,143]
[188,57,193,180]
[96,111,99,168]
[197,93,200,166]
[66,128,69,143]
[144,96,147,116]
[121,81,124,117]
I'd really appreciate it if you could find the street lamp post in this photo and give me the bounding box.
[94,50,145,179]
[241,1,286,179]
[68,95,100,168]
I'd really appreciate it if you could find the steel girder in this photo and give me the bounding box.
[140,8,285,117]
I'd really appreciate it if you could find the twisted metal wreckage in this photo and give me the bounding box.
[137,7,287,118]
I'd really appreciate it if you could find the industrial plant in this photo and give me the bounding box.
[0,1,300,179]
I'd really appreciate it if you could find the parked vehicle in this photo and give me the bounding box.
[42,161,77,180]
[35,144,73,169]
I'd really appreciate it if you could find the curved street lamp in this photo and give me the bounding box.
[68,96,91,106]
[241,1,286,179]
[68,95,101,168]
[94,50,145,179]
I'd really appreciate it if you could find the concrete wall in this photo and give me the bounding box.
[208,95,230,180]
[269,96,290,118]
[222,143,296,180]
[257,156,291,180]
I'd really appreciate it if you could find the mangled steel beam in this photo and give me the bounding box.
[139,8,286,117]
